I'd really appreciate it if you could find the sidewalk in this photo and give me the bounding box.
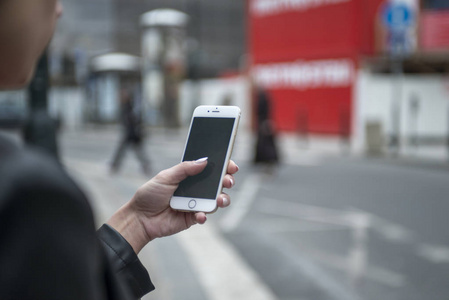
[62,124,449,166]
[277,131,449,167]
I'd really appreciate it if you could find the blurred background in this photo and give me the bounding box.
[2,0,449,299]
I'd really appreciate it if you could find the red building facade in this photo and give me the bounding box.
[248,0,388,134]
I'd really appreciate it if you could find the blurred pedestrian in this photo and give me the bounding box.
[110,87,150,175]
[0,1,238,299]
[253,86,280,169]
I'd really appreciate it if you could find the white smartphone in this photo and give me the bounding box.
[170,105,241,213]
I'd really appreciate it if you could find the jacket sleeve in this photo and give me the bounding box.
[97,224,155,298]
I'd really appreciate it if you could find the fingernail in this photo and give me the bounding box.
[195,157,208,164]
[229,178,234,187]
[235,164,240,172]
[222,196,229,206]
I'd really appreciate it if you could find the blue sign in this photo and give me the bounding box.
[383,2,415,30]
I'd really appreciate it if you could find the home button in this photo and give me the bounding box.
[188,199,197,209]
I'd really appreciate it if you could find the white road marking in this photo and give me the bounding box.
[176,224,278,300]
[220,172,263,232]
[270,236,361,300]
[257,198,407,288]
[257,198,372,228]
[301,246,407,288]
[254,218,350,233]
[348,207,414,244]
[416,244,449,264]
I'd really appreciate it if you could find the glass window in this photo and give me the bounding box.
[423,0,449,10]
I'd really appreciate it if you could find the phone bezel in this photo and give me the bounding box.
[170,105,241,213]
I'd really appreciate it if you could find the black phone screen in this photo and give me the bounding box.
[174,117,236,199]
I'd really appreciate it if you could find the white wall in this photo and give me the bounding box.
[354,70,449,153]
[49,87,85,131]
[180,76,251,130]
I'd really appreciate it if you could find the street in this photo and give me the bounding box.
[59,125,449,300]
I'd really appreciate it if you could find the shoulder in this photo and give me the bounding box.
[0,134,90,216]
[1,146,74,194]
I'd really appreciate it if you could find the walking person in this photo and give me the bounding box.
[253,86,280,170]
[110,87,150,175]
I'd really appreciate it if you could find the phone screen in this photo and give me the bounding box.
[174,117,236,199]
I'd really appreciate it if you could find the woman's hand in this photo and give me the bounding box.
[107,158,239,253]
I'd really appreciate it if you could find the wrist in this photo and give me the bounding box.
[107,202,150,254]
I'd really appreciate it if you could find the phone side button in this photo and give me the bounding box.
[188,199,197,209]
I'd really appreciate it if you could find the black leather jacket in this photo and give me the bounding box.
[98,224,154,298]
[0,133,154,299]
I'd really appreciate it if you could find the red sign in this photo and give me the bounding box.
[420,10,449,51]
[268,81,353,134]
[252,57,355,134]
[249,0,360,63]
[248,0,362,134]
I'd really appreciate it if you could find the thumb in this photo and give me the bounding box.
[160,157,208,184]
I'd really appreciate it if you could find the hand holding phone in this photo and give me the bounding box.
[170,105,241,212]
[108,157,239,253]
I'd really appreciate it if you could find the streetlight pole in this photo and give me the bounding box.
[390,53,403,155]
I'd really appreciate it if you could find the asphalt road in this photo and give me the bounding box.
[57,125,449,300]
[225,159,449,300]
